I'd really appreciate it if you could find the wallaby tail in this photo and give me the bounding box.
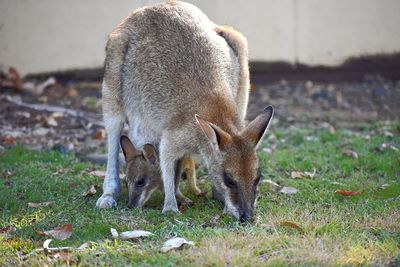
[214,25,248,67]
[214,25,250,120]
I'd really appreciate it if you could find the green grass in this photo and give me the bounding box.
[1,122,399,266]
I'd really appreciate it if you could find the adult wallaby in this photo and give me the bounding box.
[96,1,273,222]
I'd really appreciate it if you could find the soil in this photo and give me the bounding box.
[1,72,399,156]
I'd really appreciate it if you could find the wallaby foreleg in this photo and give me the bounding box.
[160,137,182,214]
[96,115,124,208]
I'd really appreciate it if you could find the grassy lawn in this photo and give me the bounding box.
[1,121,399,266]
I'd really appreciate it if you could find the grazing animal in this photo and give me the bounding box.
[119,135,204,208]
[96,1,274,222]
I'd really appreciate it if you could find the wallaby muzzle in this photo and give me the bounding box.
[128,189,141,209]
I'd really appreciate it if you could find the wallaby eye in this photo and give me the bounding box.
[136,176,146,187]
[223,172,237,189]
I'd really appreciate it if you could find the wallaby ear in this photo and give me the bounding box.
[120,135,139,161]
[241,106,274,148]
[142,144,158,165]
[195,114,231,150]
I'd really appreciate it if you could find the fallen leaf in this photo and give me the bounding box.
[38,77,56,92]
[280,221,305,234]
[262,179,281,191]
[44,116,58,127]
[384,131,394,137]
[110,228,153,240]
[342,149,358,159]
[379,143,399,152]
[379,184,390,190]
[42,239,80,254]
[110,228,119,238]
[28,201,55,208]
[43,239,52,250]
[250,83,257,92]
[119,230,154,239]
[93,129,106,140]
[4,135,16,145]
[77,242,91,250]
[89,170,106,178]
[280,187,298,195]
[160,237,194,253]
[291,169,316,179]
[38,224,73,240]
[335,189,361,196]
[82,185,97,197]
[50,112,64,119]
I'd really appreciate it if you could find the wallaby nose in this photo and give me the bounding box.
[240,213,253,223]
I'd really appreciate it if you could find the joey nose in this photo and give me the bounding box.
[240,213,253,223]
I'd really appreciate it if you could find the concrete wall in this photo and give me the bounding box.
[1,0,399,76]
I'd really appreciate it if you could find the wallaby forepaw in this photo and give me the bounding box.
[96,195,117,209]
[178,197,193,207]
[162,205,180,214]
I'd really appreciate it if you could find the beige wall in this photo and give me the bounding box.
[1,0,400,76]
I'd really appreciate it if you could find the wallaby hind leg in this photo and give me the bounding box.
[96,93,124,208]
[182,157,206,196]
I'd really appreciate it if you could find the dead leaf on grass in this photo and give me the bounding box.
[28,201,55,208]
[160,237,194,253]
[77,242,91,250]
[335,189,361,196]
[82,185,97,197]
[110,228,119,238]
[262,179,281,191]
[342,149,359,159]
[37,224,73,240]
[379,143,399,152]
[89,170,106,178]
[280,221,305,234]
[279,186,298,195]
[110,228,153,240]
[43,116,58,127]
[4,135,16,145]
[93,129,106,140]
[291,169,316,179]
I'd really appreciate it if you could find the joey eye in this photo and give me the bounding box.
[136,176,146,187]
[223,172,237,189]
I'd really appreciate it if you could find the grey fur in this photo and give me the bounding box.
[97,1,272,221]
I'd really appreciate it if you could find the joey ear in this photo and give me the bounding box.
[120,135,139,160]
[195,114,231,150]
[142,144,158,165]
[241,106,274,148]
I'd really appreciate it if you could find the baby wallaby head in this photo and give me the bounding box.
[120,136,161,208]
[196,106,274,222]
